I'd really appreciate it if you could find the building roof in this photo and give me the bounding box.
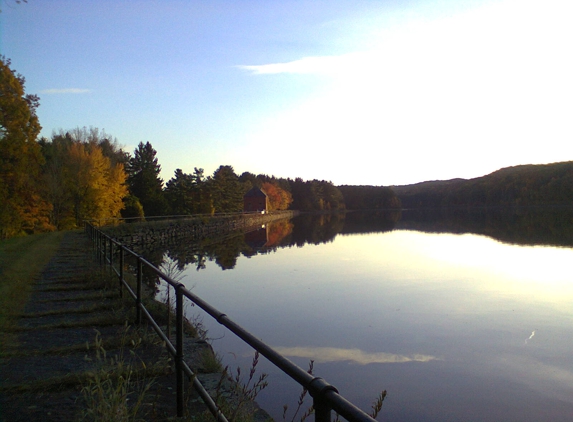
[244,187,267,198]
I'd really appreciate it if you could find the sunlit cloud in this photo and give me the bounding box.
[40,88,92,94]
[237,55,350,75]
[273,346,439,365]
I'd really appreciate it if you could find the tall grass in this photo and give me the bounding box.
[79,326,164,422]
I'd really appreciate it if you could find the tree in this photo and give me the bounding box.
[39,134,74,229]
[126,142,167,216]
[52,126,129,167]
[209,165,243,213]
[289,178,345,211]
[238,171,259,191]
[121,195,145,221]
[336,186,399,210]
[261,181,293,210]
[165,167,212,215]
[0,56,53,237]
[39,129,130,228]
[165,169,196,215]
[66,142,128,226]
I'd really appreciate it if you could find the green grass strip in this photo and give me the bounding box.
[0,231,66,353]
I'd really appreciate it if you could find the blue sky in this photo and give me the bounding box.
[1,0,572,186]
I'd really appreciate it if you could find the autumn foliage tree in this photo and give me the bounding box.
[66,142,128,225]
[261,181,293,210]
[39,130,129,228]
[0,56,53,237]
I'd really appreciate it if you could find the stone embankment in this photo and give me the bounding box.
[103,211,298,248]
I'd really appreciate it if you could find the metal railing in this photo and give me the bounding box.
[88,210,295,227]
[86,222,377,422]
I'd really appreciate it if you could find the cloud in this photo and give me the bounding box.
[40,88,92,94]
[272,346,440,365]
[237,55,353,75]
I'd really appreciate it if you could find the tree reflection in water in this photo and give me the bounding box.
[133,207,573,290]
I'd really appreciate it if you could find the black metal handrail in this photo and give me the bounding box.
[86,222,378,422]
[86,210,293,227]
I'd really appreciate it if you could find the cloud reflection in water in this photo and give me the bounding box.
[273,346,439,365]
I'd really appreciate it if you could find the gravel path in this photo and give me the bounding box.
[0,230,224,421]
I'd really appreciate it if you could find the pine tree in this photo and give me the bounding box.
[126,142,167,216]
[209,165,243,213]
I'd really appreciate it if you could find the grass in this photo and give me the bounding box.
[199,349,223,374]
[0,230,65,353]
[78,328,167,422]
[0,327,169,397]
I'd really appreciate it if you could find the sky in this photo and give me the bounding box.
[1,0,572,186]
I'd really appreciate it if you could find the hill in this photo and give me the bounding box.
[392,161,573,208]
[337,185,401,210]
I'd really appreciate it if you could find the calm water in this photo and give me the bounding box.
[153,210,573,421]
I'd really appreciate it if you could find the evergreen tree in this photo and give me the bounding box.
[165,167,212,215]
[209,165,243,213]
[165,169,195,215]
[126,142,167,216]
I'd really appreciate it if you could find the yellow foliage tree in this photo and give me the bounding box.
[0,57,54,237]
[67,142,128,226]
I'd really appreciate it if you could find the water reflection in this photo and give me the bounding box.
[397,206,573,246]
[134,207,573,287]
[143,208,573,421]
[273,346,439,365]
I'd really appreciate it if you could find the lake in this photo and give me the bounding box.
[151,209,573,421]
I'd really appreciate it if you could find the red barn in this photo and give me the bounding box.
[243,187,269,213]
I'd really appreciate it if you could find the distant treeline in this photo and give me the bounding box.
[338,185,401,210]
[2,55,358,238]
[393,162,573,208]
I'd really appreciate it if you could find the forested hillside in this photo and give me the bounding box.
[338,185,401,210]
[394,162,573,208]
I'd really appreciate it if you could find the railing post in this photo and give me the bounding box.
[103,235,107,265]
[108,237,113,267]
[136,257,142,325]
[309,378,338,422]
[99,232,103,263]
[314,397,332,422]
[119,246,124,298]
[176,284,184,417]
